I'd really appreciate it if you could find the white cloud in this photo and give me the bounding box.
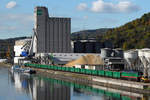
[90,0,140,13]
[6,1,17,9]
[0,13,34,36]
[77,3,87,11]
[6,14,34,23]
[0,26,17,31]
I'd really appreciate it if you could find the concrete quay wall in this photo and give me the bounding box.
[93,76,146,89]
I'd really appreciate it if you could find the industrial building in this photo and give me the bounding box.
[100,48,125,71]
[12,6,129,74]
[14,38,32,64]
[34,7,71,53]
[73,41,103,53]
[72,39,113,53]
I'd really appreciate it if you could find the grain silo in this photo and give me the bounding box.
[34,6,71,53]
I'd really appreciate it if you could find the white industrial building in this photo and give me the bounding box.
[14,39,31,64]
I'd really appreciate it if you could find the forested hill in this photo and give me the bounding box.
[102,12,150,50]
[71,28,109,40]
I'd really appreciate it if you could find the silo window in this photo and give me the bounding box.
[37,10,42,15]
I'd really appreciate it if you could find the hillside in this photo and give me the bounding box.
[72,12,150,50]
[102,12,150,50]
[71,28,109,40]
[0,37,30,58]
[0,37,29,42]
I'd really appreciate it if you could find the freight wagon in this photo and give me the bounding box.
[24,63,144,82]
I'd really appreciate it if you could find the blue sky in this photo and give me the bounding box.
[0,0,150,39]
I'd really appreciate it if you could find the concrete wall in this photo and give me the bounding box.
[93,76,148,90]
[47,53,100,60]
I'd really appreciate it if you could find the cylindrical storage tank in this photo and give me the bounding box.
[141,49,150,76]
[101,48,112,58]
[144,51,150,63]
[114,49,124,58]
[138,50,148,68]
[139,48,150,61]
[138,50,145,58]
[124,51,138,70]
[140,48,150,58]
[124,51,138,59]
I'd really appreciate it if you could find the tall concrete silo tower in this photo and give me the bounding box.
[34,6,71,53]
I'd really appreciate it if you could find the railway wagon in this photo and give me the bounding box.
[121,71,142,81]
[24,63,143,82]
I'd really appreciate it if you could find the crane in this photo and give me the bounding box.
[6,45,10,59]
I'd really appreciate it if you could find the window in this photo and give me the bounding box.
[37,10,42,15]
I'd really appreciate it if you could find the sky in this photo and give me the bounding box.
[0,0,150,39]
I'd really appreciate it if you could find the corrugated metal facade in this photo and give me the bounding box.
[74,42,84,53]
[74,41,103,53]
[95,42,103,53]
[35,7,71,53]
[85,42,94,53]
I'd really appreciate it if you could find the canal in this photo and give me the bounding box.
[0,67,149,100]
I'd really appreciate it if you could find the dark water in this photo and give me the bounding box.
[0,67,149,100]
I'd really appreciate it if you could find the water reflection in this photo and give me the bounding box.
[8,69,150,100]
[10,71,70,100]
